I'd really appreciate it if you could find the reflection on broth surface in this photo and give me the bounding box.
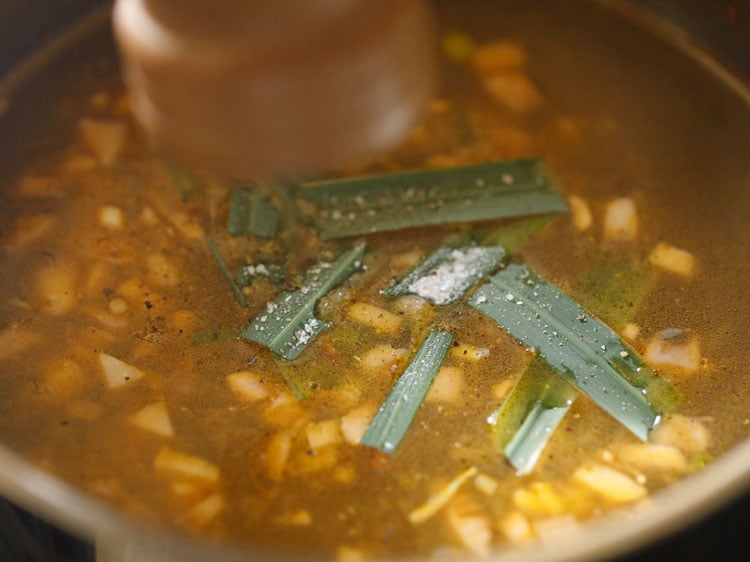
[0,0,749,559]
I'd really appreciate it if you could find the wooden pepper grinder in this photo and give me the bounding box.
[113,0,438,177]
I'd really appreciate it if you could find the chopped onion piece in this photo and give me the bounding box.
[648,242,696,277]
[573,462,647,502]
[499,511,534,545]
[181,493,225,528]
[265,431,293,481]
[226,371,270,403]
[426,366,464,403]
[445,501,492,557]
[650,414,710,455]
[305,419,342,449]
[98,206,124,230]
[568,195,592,231]
[360,345,409,374]
[615,443,688,473]
[346,302,402,334]
[604,197,638,241]
[99,353,145,388]
[128,401,174,437]
[79,119,125,166]
[644,328,701,372]
[154,446,220,485]
[340,403,377,445]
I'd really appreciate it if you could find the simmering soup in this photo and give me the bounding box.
[1,1,749,559]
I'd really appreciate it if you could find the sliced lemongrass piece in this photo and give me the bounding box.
[361,329,453,454]
[489,358,576,475]
[226,187,278,238]
[471,263,679,440]
[240,243,366,360]
[204,236,248,308]
[384,244,505,305]
[300,158,567,239]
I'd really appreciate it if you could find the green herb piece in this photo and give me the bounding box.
[384,244,505,305]
[489,358,576,475]
[300,159,568,239]
[205,236,248,309]
[575,256,655,330]
[272,356,306,400]
[240,244,366,360]
[361,329,453,454]
[236,263,285,286]
[471,263,679,440]
[227,187,278,238]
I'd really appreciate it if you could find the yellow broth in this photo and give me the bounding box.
[0,0,749,559]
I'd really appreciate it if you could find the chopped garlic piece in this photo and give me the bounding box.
[568,195,592,231]
[146,253,179,287]
[332,465,357,484]
[450,342,490,362]
[393,295,432,316]
[573,463,647,502]
[481,72,544,113]
[604,197,638,241]
[182,493,225,527]
[622,323,641,341]
[648,242,696,277]
[36,261,77,315]
[491,379,515,401]
[263,392,310,428]
[473,473,498,496]
[499,511,534,545]
[615,443,688,474]
[42,359,85,398]
[340,403,377,445]
[513,482,565,517]
[154,447,220,485]
[409,466,478,525]
[445,502,492,557]
[471,41,526,75]
[226,371,270,403]
[140,206,159,226]
[128,401,174,437]
[390,249,424,269]
[291,444,339,474]
[98,205,124,230]
[347,302,402,334]
[79,119,125,166]
[426,366,464,403]
[265,431,293,481]
[650,414,710,456]
[99,353,145,388]
[360,344,409,374]
[306,419,342,449]
[644,328,701,372]
[109,298,128,314]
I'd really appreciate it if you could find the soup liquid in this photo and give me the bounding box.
[0,0,748,558]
